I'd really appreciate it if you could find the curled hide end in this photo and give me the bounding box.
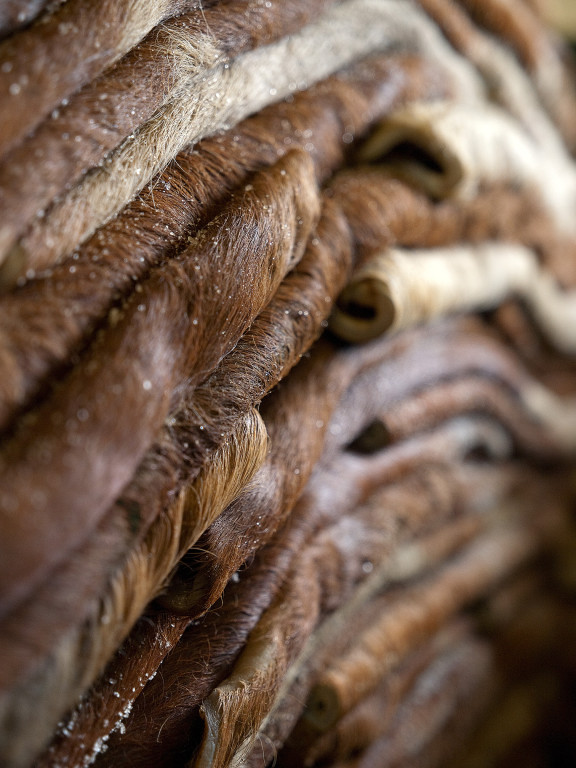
[331,275,397,343]
[330,243,576,352]
[358,100,576,233]
[357,107,461,199]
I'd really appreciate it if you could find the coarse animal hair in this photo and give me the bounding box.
[251,486,569,767]
[0,0,336,258]
[180,315,576,620]
[0,149,319,620]
[0,53,440,431]
[0,408,268,768]
[194,469,567,768]
[87,418,511,767]
[315,639,495,768]
[4,157,545,694]
[2,0,484,278]
[0,0,217,159]
[306,514,561,731]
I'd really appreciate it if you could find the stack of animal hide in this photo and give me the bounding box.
[1,1,576,766]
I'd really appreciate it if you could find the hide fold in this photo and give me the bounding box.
[1,2,576,768]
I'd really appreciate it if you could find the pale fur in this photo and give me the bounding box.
[359,102,576,231]
[0,0,200,158]
[5,0,484,278]
[419,0,569,158]
[96,408,268,648]
[0,0,334,260]
[0,23,221,258]
[462,0,567,108]
[330,242,576,352]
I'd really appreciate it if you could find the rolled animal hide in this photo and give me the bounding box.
[2,166,558,436]
[0,0,217,159]
[181,314,576,621]
[280,621,478,766]
[1,2,576,767]
[330,243,576,352]
[217,487,566,767]
[248,492,568,768]
[358,101,576,230]
[305,637,496,768]
[90,435,517,766]
[14,164,557,685]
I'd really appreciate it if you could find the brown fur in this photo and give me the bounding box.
[0,52,439,288]
[0,3,573,767]
[2,172,570,441]
[0,0,219,159]
[2,0,469,279]
[307,512,562,730]
[326,640,495,768]
[282,625,465,766]
[200,474,566,767]
[252,491,569,768]
[177,314,574,619]
[90,441,497,766]
[0,0,336,257]
[0,54,435,432]
[0,150,318,619]
[85,360,572,766]
[2,409,267,768]
[40,398,516,764]
[279,628,493,768]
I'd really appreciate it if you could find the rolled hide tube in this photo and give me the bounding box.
[93,417,507,768]
[0,57,418,429]
[286,621,473,767]
[330,242,576,354]
[0,51,443,291]
[358,101,576,231]
[192,470,499,768]
[244,467,569,763]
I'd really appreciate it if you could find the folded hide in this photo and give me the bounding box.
[0,2,575,768]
